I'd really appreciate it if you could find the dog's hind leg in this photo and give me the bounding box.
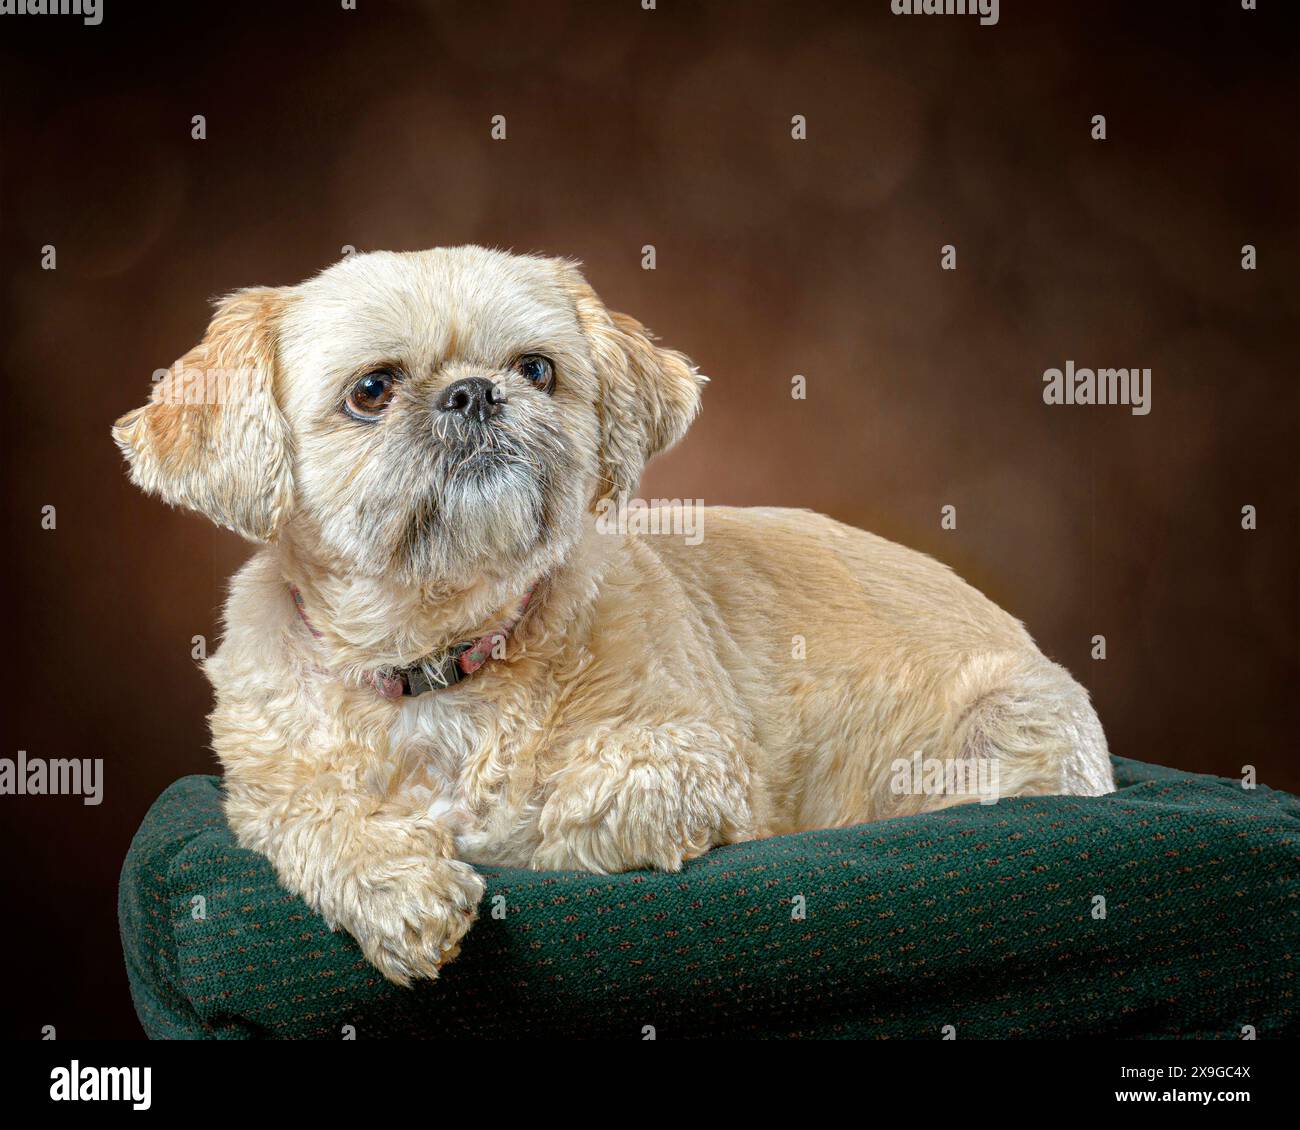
[916,652,1114,813]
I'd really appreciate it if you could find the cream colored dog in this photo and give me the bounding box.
[113,247,1113,985]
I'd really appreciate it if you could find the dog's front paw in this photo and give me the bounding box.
[531,727,753,873]
[347,857,485,986]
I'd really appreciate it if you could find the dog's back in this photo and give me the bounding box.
[636,506,1113,831]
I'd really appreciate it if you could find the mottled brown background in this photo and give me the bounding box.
[1,0,1295,1038]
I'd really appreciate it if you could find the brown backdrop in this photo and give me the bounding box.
[1,0,1296,1038]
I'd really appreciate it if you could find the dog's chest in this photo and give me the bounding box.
[390,687,547,868]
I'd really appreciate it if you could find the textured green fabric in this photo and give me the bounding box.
[118,757,1299,1039]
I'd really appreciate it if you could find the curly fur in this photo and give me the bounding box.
[113,246,1113,984]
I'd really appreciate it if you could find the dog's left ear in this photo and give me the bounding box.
[112,287,295,543]
[560,266,706,507]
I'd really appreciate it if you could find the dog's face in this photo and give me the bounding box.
[113,247,703,587]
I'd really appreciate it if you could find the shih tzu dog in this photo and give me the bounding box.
[113,247,1113,985]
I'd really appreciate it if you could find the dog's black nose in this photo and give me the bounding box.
[436,377,504,423]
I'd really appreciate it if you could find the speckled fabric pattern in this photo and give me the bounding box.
[119,757,1299,1040]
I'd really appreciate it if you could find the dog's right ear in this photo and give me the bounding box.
[112,287,295,543]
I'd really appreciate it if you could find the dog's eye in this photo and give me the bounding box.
[515,354,555,394]
[345,370,397,420]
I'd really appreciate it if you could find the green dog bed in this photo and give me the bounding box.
[119,757,1299,1039]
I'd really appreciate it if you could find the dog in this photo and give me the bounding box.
[113,246,1114,985]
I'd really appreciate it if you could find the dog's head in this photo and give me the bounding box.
[112,247,704,585]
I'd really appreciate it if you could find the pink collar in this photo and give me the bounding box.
[290,585,535,699]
